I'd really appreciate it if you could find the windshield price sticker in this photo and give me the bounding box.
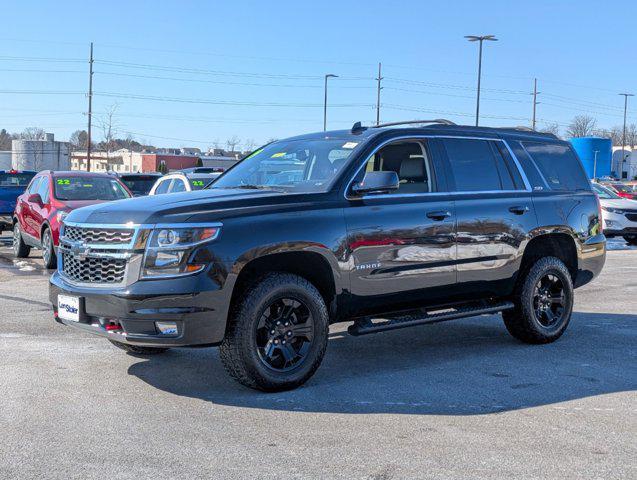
[342,142,359,149]
[56,179,71,185]
[271,152,286,158]
[192,180,205,186]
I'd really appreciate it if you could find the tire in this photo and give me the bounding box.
[13,223,31,258]
[109,340,170,355]
[623,235,637,246]
[502,256,574,344]
[41,227,57,269]
[219,273,329,392]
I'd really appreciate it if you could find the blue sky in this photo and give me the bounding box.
[1,0,636,149]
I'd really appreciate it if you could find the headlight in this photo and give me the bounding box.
[602,206,625,214]
[56,211,69,223]
[141,225,220,278]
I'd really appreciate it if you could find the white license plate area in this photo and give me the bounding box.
[58,295,80,322]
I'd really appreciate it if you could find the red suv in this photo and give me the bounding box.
[13,171,131,268]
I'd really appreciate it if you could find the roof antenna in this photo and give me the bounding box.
[351,121,367,134]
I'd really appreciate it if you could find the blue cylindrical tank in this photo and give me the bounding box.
[569,137,612,179]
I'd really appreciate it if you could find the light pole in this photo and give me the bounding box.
[465,35,498,126]
[593,150,599,180]
[323,74,338,131]
[619,93,634,179]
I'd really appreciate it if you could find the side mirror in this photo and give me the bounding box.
[352,171,399,195]
[27,193,43,205]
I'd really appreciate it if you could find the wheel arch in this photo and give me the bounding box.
[519,230,579,283]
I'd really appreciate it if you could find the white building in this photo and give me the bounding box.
[12,133,70,171]
[612,147,637,180]
[71,149,144,173]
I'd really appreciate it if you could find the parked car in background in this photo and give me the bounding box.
[601,182,637,200]
[148,171,220,195]
[0,169,36,234]
[116,172,163,197]
[179,167,225,174]
[13,171,132,268]
[592,182,637,245]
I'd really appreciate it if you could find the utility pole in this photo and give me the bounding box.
[465,35,498,127]
[86,42,94,172]
[619,93,634,179]
[532,78,540,130]
[375,62,383,126]
[323,74,338,131]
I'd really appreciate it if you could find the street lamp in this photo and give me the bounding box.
[619,92,634,179]
[323,74,338,131]
[465,35,498,126]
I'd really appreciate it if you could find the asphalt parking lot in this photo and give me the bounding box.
[0,236,635,480]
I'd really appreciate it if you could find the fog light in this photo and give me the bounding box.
[605,220,614,227]
[156,321,178,335]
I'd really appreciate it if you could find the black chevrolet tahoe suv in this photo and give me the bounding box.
[49,120,606,391]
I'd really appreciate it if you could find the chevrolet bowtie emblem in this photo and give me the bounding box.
[70,242,90,261]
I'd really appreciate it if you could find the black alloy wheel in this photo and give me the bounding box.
[532,273,565,327]
[256,297,314,372]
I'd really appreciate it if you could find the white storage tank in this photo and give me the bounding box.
[12,133,70,171]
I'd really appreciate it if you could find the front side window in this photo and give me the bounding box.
[27,176,42,194]
[442,138,515,192]
[36,176,50,203]
[53,177,130,201]
[211,138,359,193]
[360,140,434,194]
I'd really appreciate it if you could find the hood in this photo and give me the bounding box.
[64,188,310,225]
[599,197,637,210]
[60,199,112,210]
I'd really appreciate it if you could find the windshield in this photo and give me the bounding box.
[610,183,635,193]
[210,138,358,193]
[592,183,620,199]
[54,176,131,201]
[0,172,35,187]
[189,175,218,190]
[120,176,158,196]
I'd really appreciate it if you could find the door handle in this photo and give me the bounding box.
[508,205,529,215]
[426,210,452,221]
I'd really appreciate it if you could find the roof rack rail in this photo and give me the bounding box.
[373,119,456,128]
[507,126,535,132]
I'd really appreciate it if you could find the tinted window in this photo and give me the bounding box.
[154,179,171,194]
[442,138,504,191]
[171,179,186,193]
[120,175,158,196]
[522,142,590,191]
[53,177,130,201]
[0,172,35,187]
[493,142,525,190]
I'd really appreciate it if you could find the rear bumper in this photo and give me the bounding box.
[49,270,232,347]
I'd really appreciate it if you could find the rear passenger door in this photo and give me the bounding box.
[440,137,537,296]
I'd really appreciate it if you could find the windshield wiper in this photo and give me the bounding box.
[231,184,286,192]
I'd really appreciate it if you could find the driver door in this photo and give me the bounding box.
[344,138,457,314]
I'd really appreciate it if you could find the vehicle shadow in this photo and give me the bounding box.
[127,311,636,415]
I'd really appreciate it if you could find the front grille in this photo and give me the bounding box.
[626,213,637,222]
[61,252,126,284]
[63,226,134,245]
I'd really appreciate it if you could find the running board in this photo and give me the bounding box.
[347,301,515,336]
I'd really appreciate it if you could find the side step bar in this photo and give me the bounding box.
[347,300,515,336]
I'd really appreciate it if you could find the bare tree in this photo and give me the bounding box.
[243,138,257,152]
[225,135,241,152]
[69,130,89,150]
[566,115,596,138]
[20,127,45,140]
[539,122,561,138]
[212,138,221,150]
[0,129,13,150]
[98,104,120,156]
[625,123,637,148]
[265,137,278,144]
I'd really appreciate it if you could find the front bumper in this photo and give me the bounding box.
[49,270,232,347]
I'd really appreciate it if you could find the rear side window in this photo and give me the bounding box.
[171,179,186,193]
[442,138,518,192]
[522,142,590,191]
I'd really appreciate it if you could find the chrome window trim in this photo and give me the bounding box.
[344,134,533,201]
